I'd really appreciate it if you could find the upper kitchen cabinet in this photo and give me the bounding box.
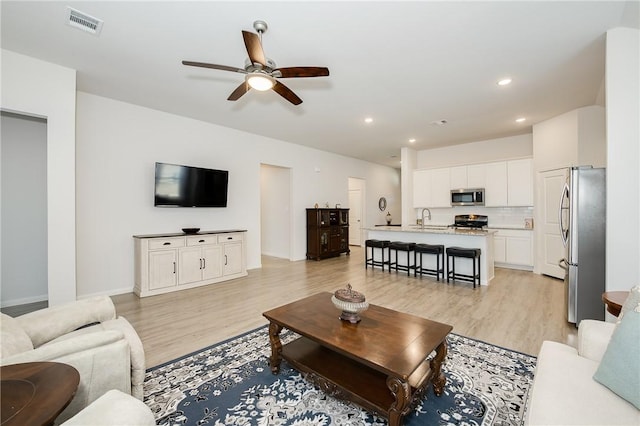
[414,158,533,208]
[449,166,467,189]
[484,162,508,206]
[413,167,450,208]
[413,169,432,207]
[451,163,489,189]
[507,158,534,206]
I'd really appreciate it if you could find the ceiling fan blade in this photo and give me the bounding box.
[275,67,330,78]
[227,81,250,101]
[242,31,267,67]
[182,61,246,74]
[272,80,302,105]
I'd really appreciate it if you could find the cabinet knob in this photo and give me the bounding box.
[163,242,171,246]
[199,239,205,243]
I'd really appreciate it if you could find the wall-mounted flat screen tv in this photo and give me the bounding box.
[154,162,228,207]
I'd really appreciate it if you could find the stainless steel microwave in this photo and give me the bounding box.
[451,188,485,206]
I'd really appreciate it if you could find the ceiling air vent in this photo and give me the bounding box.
[65,7,103,35]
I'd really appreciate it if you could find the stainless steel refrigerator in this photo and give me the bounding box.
[559,166,606,324]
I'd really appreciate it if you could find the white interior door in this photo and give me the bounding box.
[348,189,362,246]
[540,168,569,278]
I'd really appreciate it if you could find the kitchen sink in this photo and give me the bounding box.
[409,224,449,230]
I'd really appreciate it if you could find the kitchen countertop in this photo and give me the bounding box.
[367,225,497,236]
[487,225,532,230]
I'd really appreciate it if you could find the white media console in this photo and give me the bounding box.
[133,229,247,297]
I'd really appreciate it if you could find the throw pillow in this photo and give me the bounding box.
[0,313,34,358]
[593,302,640,409]
[618,284,640,321]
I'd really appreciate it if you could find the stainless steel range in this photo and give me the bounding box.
[450,214,488,230]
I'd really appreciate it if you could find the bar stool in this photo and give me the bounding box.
[388,241,416,275]
[414,244,445,281]
[365,239,391,271]
[446,247,481,288]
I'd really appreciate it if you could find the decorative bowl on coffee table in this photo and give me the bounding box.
[331,284,368,323]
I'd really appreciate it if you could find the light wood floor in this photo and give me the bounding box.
[110,246,577,368]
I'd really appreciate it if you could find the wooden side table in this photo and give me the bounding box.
[1,362,80,426]
[601,291,629,317]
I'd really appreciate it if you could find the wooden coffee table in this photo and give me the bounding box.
[263,292,453,426]
[1,362,80,426]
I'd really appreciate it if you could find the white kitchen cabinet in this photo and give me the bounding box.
[413,168,450,208]
[484,162,508,206]
[431,168,451,207]
[450,163,487,189]
[493,235,506,263]
[449,166,467,189]
[413,169,432,207]
[493,229,533,270]
[134,230,247,297]
[507,158,534,206]
[415,158,533,208]
[466,164,487,188]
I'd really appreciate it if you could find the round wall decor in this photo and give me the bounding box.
[378,197,387,211]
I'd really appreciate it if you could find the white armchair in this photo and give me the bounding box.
[526,320,639,425]
[0,296,145,423]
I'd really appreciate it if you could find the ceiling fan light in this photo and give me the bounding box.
[246,73,275,91]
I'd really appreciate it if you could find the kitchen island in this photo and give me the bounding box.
[365,226,495,285]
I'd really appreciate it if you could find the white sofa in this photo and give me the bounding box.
[526,319,639,425]
[0,296,145,423]
[61,389,155,426]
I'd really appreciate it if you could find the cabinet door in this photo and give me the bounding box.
[493,236,506,263]
[431,168,451,207]
[467,164,486,188]
[506,236,533,266]
[223,243,243,276]
[339,226,349,250]
[413,169,432,207]
[484,162,508,206]
[507,159,534,206]
[178,246,203,285]
[450,166,467,189]
[202,245,223,280]
[149,250,177,290]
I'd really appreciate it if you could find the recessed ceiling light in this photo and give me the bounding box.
[408,138,416,143]
[364,117,373,124]
[515,117,526,123]
[497,78,512,86]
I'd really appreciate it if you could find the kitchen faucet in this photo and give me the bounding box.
[421,208,432,229]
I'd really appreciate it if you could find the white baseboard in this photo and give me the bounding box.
[1,294,48,308]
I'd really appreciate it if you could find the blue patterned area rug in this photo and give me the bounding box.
[144,326,536,426]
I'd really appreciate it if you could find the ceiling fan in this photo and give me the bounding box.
[182,20,329,105]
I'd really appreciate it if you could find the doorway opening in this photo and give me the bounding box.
[260,164,292,260]
[1,111,48,308]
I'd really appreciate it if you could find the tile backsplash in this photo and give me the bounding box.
[415,206,534,229]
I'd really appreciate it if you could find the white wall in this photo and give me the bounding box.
[260,164,291,259]
[532,105,606,172]
[606,27,640,292]
[1,49,77,306]
[401,147,417,226]
[1,113,48,306]
[416,134,533,169]
[75,92,401,297]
